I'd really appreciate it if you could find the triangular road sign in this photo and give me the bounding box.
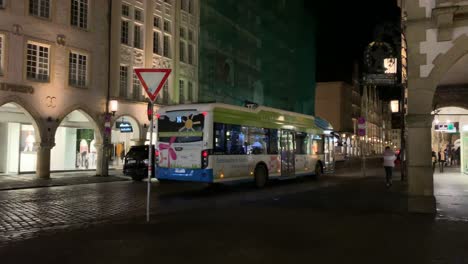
[134,68,172,103]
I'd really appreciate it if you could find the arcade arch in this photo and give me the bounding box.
[0,102,42,174]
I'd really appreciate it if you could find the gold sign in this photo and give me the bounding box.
[0,82,34,94]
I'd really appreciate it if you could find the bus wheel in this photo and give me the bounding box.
[315,163,323,179]
[254,165,268,188]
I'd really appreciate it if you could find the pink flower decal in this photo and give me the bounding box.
[159,136,177,168]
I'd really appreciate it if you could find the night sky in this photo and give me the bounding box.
[309,0,401,83]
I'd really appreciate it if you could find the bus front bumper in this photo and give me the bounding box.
[156,168,214,183]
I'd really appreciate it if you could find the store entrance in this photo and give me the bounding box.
[51,110,100,171]
[0,103,41,175]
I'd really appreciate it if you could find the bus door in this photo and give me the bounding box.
[280,130,295,177]
[323,135,335,172]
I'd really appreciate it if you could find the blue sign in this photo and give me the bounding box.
[117,122,133,133]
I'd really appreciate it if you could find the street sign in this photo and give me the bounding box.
[358,117,366,136]
[117,122,133,133]
[134,68,172,103]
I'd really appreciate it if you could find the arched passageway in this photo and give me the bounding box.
[51,109,102,172]
[0,102,42,174]
[110,115,141,169]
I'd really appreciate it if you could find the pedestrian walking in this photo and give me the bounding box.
[438,149,446,173]
[432,150,437,173]
[383,146,396,188]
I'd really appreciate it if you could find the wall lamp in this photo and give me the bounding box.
[109,100,119,116]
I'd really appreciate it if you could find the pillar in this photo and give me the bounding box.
[406,114,436,213]
[35,141,54,179]
[95,142,105,176]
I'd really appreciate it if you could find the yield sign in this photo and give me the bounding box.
[134,68,172,102]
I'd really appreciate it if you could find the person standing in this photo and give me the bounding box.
[383,146,396,188]
[432,150,437,172]
[438,149,446,173]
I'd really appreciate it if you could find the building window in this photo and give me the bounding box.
[188,0,193,14]
[163,20,171,32]
[181,0,188,11]
[153,16,161,28]
[188,30,193,41]
[134,8,143,22]
[26,42,49,81]
[119,65,128,98]
[134,24,142,49]
[71,0,88,29]
[188,44,193,65]
[121,3,129,17]
[133,70,142,100]
[180,27,186,39]
[179,79,185,103]
[121,20,129,45]
[153,31,160,55]
[69,51,88,87]
[179,41,185,62]
[29,0,50,19]
[0,35,3,75]
[188,81,193,102]
[163,35,170,58]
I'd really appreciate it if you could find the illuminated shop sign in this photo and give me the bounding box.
[435,122,458,133]
[117,122,133,133]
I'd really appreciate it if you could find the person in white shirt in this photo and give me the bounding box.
[383,146,396,187]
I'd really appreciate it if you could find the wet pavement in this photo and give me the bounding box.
[1,162,468,263]
[0,171,128,191]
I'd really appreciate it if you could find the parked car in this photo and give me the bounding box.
[123,145,157,181]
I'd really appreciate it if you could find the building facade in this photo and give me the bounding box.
[198,0,316,115]
[108,0,199,168]
[0,0,110,177]
[400,0,468,212]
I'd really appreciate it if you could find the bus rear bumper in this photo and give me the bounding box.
[156,168,214,183]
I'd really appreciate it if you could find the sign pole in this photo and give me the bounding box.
[146,102,154,223]
[134,68,171,223]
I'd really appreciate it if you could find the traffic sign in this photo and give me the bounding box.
[134,68,172,102]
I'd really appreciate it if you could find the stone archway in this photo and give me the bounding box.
[406,34,468,213]
[0,98,44,174]
[110,114,142,169]
[52,106,104,175]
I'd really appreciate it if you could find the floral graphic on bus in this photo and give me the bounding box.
[159,136,177,168]
[178,114,201,132]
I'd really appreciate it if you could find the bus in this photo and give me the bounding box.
[154,103,335,187]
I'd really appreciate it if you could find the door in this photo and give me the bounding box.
[280,130,295,177]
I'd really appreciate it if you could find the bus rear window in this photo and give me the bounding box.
[158,112,204,143]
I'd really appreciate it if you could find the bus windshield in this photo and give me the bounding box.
[158,111,205,143]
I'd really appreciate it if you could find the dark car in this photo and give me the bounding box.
[123,145,157,181]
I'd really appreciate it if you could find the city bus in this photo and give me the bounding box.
[154,103,335,187]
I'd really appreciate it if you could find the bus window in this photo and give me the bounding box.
[213,123,226,154]
[225,125,246,155]
[311,135,324,155]
[245,127,268,155]
[295,132,308,154]
[268,129,279,154]
[158,112,204,143]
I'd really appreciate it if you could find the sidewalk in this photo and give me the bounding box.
[0,171,129,191]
